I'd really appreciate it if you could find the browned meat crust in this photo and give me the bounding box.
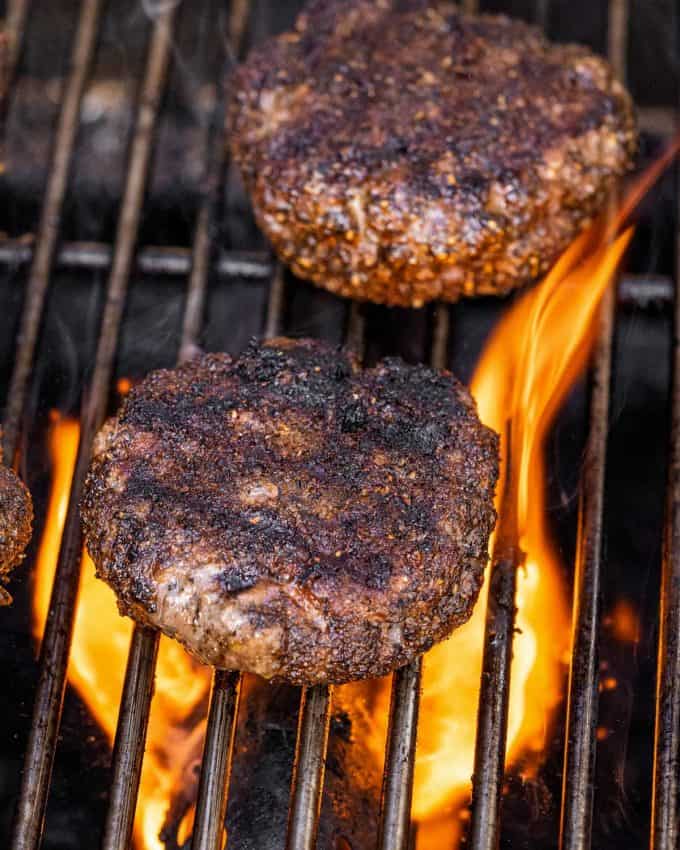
[81,338,498,685]
[228,0,637,307]
[0,434,33,590]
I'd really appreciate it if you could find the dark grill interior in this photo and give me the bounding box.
[1,2,679,850]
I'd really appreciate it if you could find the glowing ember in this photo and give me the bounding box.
[116,377,133,396]
[32,413,211,850]
[606,599,640,643]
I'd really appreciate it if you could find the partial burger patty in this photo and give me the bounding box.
[229,0,636,307]
[0,433,33,596]
[82,338,498,685]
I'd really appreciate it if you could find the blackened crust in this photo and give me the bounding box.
[0,434,33,585]
[81,338,498,685]
[229,0,637,307]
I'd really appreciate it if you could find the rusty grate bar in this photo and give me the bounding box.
[2,0,104,464]
[650,120,680,850]
[10,9,177,850]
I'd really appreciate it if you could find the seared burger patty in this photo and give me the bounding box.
[229,0,636,307]
[82,338,498,685]
[0,434,33,591]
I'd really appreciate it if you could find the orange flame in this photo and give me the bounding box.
[32,414,211,850]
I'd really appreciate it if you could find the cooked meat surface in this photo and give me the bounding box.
[229,0,636,307]
[0,432,33,595]
[81,338,498,685]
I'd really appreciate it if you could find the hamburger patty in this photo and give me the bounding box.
[0,433,33,595]
[229,0,636,307]
[81,338,498,685]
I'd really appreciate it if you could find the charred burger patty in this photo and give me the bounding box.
[229,0,636,307]
[82,338,498,685]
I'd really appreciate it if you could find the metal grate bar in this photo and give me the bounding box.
[0,236,669,305]
[608,0,629,82]
[649,110,680,850]
[264,261,287,339]
[191,670,242,850]
[559,286,615,850]
[180,47,244,364]
[377,305,451,850]
[9,10,177,850]
[559,4,628,846]
[430,303,451,373]
[378,659,422,850]
[345,301,366,360]
[468,433,519,850]
[101,625,160,850]
[2,0,104,464]
[286,685,334,850]
[4,0,31,104]
[0,239,272,280]
[619,275,674,307]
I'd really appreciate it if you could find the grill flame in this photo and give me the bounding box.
[30,142,679,849]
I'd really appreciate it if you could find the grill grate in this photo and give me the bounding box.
[650,95,680,850]
[1,2,678,850]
